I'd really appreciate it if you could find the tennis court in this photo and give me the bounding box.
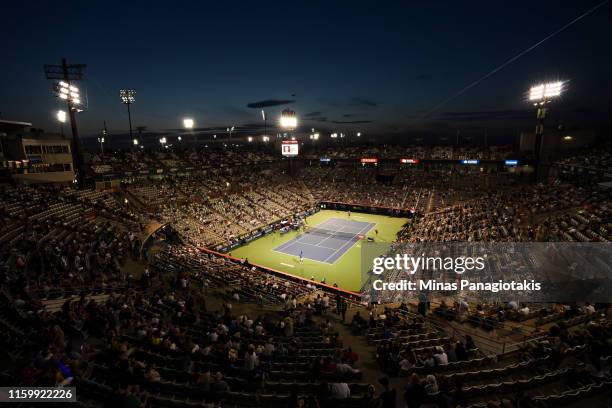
[273,217,375,264]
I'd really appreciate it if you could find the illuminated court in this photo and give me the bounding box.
[231,210,408,291]
[273,217,375,264]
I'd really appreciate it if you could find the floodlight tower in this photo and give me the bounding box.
[528,81,564,181]
[280,109,298,175]
[280,109,297,130]
[183,118,194,129]
[183,117,194,147]
[44,58,86,188]
[98,121,108,160]
[227,126,235,144]
[309,128,320,143]
[120,89,136,142]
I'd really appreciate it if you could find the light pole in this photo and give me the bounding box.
[134,126,146,152]
[309,128,319,143]
[44,58,86,188]
[98,121,107,160]
[183,118,194,147]
[97,136,105,155]
[120,89,136,143]
[56,110,66,136]
[528,81,564,181]
[55,80,84,185]
[54,81,84,184]
[280,109,298,174]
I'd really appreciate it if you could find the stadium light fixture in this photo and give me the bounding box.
[563,135,573,141]
[529,81,564,105]
[262,136,270,142]
[183,118,194,129]
[97,136,105,156]
[55,81,81,108]
[357,132,361,137]
[280,109,297,129]
[247,136,253,142]
[120,89,136,104]
[331,133,338,138]
[133,138,139,146]
[56,110,67,123]
[178,136,182,141]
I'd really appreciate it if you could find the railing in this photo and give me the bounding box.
[197,246,362,302]
[395,301,545,356]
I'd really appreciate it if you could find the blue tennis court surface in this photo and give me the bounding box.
[273,217,375,264]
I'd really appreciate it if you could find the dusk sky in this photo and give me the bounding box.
[1,0,611,139]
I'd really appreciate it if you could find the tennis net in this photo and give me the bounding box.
[303,225,362,240]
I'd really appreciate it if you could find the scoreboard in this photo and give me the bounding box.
[281,140,299,156]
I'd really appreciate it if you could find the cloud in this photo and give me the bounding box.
[342,113,367,118]
[304,111,323,117]
[323,96,379,108]
[247,99,295,108]
[348,97,378,108]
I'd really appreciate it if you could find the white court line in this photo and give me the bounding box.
[272,242,336,264]
[280,262,295,268]
[274,239,298,253]
[272,222,340,258]
[315,223,348,248]
[326,221,376,263]
[322,222,375,263]
[273,217,374,264]
[311,217,372,253]
[273,228,315,252]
